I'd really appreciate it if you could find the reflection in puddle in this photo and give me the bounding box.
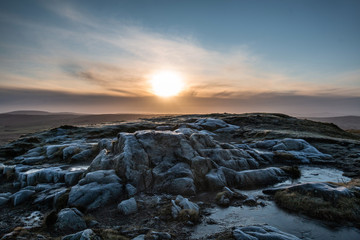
[192,166,360,240]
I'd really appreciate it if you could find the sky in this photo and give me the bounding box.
[0,0,359,116]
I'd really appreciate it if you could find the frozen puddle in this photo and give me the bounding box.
[192,166,360,240]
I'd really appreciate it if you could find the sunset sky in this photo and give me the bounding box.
[0,0,359,116]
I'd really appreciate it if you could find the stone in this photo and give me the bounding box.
[63,146,81,161]
[11,189,35,206]
[46,145,67,159]
[78,170,121,185]
[71,149,94,163]
[62,229,100,240]
[175,195,199,213]
[233,225,300,240]
[243,197,257,207]
[252,138,332,164]
[194,118,233,130]
[98,139,113,151]
[55,208,86,232]
[68,181,123,211]
[117,197,138,215]
[148,231,172,239]
[126,184,137,197]
[65,171,84,186]
[206,167,287,190]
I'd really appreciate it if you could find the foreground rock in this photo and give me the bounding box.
[55,208,87,232]
[62,229,99,240]
[118,197,137,215]
[88,130,296,196]
[233,225,300,240]
[0,113,359,239]
[68,170,123,211]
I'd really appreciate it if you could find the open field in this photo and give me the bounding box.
[0,112,156,145]
[1,112,359,146]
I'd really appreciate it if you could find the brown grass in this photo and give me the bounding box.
[274,190,360,224]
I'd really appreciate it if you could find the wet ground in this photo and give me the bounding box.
[191,166,360,240]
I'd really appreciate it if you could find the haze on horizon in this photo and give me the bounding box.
[0,0,359,117]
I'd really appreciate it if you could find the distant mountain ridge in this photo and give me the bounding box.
[3,110,80,115]
[306,116,360,130]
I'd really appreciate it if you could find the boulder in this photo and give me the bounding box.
[117,197,138,215]
[233,225,300,240]
[55,208,86,232]
[194,118,235,131]
[251,138,332,164]
[175,195,199,212]
[68,171,122,211]
[68,182,123,211]
[171,195,200,221]
[11,189,35,206]
[206,167,287,190]
[78,170,121,185]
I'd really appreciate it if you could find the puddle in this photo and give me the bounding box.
[192,166,360,239]
[276,165,351,186]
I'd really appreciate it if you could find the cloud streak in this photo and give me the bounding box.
[0,1,359,115]
[1,87,359,117]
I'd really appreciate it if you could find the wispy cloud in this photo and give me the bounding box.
[0,1,359,102]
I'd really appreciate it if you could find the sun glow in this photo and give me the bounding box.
[150,71,184,97]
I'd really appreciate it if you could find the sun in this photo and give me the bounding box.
[150,71,184,97]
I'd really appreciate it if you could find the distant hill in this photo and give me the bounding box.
[4,110,80,115]
[306,116,360,130]
[0,112,157,145]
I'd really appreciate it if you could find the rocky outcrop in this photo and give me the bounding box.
[2,114,358,239]
[87,130,287,195]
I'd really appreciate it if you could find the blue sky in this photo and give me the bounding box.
[0,0,359,115]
